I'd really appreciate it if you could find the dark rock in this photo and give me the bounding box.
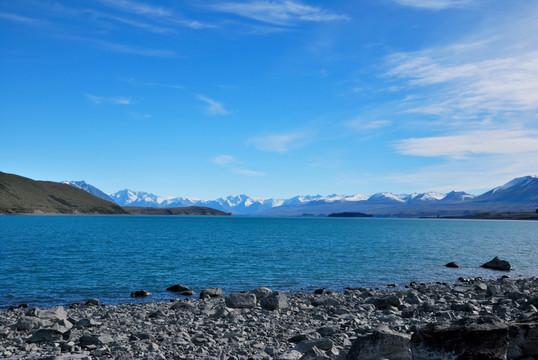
[79,334,113,347]
[130,290,152,297]
[299,346,331,359]
[199,287,223,299]
[225,292,257,308]
[85,299,99,306]
[28,329,65,343]
[481,256,511,271]
[314,288,325,295]
[347,326,411,360]
[445,261,460,268]
[294,338,333,353]
[15,316,51,331]
[410,321,509,360]
[371,294,402,309]
[317,326,337,337]
[179,290,195,296]
[260,291,289,310]
[251,287,273,300]
[166,284,191,293]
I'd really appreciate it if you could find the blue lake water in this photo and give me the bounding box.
[0,215,537,309]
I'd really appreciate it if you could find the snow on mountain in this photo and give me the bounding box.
[441,191,476,202]
[406,192,446,202]
[475,175,538,203]
[366,192,407,203]
[62,180,114,202]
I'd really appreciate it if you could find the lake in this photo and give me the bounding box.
[0,215,537,309]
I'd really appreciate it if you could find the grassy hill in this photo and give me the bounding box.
[124,206,231,216]
[0,171,128,215]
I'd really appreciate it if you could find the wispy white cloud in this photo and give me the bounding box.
[248,131,312,153]
[345,118,392,130]
[0,12,43,25]
[395,129,538,158]
[99,0,172,17]
[124,78,183,89]
[231,168,266,176]
[210,1,349,26]
[213,154,236,165]
[85,94,133,105]
[95,39,178,57]
[390,0,477,10]
[196,95,229,115]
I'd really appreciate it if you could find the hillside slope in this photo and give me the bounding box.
[0,172,128,214]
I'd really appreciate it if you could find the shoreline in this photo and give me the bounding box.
[1,276,537,359]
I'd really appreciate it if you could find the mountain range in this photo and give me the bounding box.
[63,176,538,216]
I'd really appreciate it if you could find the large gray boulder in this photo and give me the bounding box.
[261,291,289,310]
[251,286,273,300]
[481,256,511,271]
[370,294,402,309]
[26,306,67,323]
[347,326,411,360]
[200,287,223,299]
[410,321,509,360]
[225,292,257,308]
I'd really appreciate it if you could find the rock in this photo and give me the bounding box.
[410,321,509,360]
[299,346,331,360]
[85,299,99,306]
[199,287,223,299]
[28,329,65,343]
[317,326,337,337]
[294,339,333,353]
[179,290,195,296]
[225,292,257,308]
[79,334,114,347]
[347,326,412,360]
[15,316,52,331]
[130,290,152,297]
[166,284,191,293]
[251,287,273,300]
[481,256,511,271]
[260,291,289,310]
[314,288,325,295]
[279,349,304,360]
[27,306,67,322]
[370,294,402,309]
[74,318,100,328]
[445,261,459,268]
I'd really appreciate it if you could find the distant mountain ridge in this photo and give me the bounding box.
[63,175,538,216]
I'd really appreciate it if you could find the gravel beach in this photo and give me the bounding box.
[1,276,537,359]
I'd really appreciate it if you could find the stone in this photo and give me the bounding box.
[294,339,333,353]
[28,329,64,343]
[260,291,289,310]
[481,256,511,271]
[251,287,273,300]
[179,290,195,296]
[299,346,331,360]
[445,261,459,268]
[371,294,402,309]
[85,299,99,306]
[27,306,68,322]
[410,321,509,360]
[15,316,52,331]
[278,350,304,360]
[199,287,223,299]
[314,288,325,295]
[225,292,257,309]
[130,290,152,297]
[79,334,114,347]
[166,284,191,293]
[347,326,412,360]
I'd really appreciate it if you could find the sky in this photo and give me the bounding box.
[1,0,537,199]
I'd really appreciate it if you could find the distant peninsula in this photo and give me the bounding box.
[0,172,228,216]
[439,212,538,221]
[124,206,231,216]
[327,212,373,218]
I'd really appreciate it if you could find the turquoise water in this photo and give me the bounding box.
[0,215,537,309]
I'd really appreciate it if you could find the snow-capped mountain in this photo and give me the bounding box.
[65,175,538,216]
[62,180,114,202]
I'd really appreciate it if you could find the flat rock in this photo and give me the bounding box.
[225,292,257,308]
[347,326,412,360]
[199,287,223,299]
[166,284,191,293]
[26,306,67,322]
[251,287,273,300]
[445,261,459,268]
[481,256,511,271]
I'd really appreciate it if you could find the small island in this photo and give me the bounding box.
[124,206,231,216]
[327,212,373,218]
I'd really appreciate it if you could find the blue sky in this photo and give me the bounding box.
[1,0,537,199]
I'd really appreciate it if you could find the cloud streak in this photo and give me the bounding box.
[85,94,133,105]
[390,0,477,10]
[196,95,229,115]
[248,131,312,153]
[210,1,349,25]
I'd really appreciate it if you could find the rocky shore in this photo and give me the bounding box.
[1,276,537,360]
